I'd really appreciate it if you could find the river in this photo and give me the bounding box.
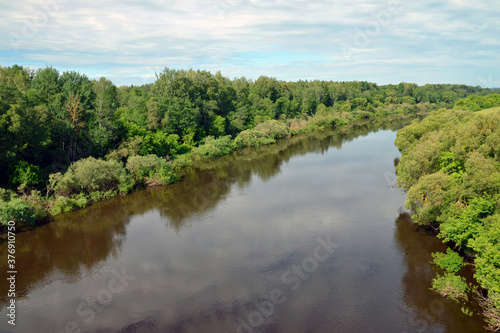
[0,120,486,332]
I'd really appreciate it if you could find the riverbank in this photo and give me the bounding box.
[0,110,421,239]
[395,94,500,331]
[2,66,497,237]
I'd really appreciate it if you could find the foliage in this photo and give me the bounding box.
[469,213,500,308]
[254,120,289,139]
[234,130,275,148]
[477,289,500,332]
[454,93,500,111]
[51,195,88,215]
[0,65,498,231]
[439,151,464,177]
[191,135,234,158]
[0,188,14,202]
[106,136,143,160]
[439,196,495,248]
[23,190,49,220]
[139,131,181,157]
[431,273,469,301]
[210,115,226,137]
[0,192,36,226]
[56,157,134,195]
[10,161,42,191]
[171,153,193,170]
[126,154,177,185]
[144,165,179,186]
[396,101,500,326]
[431,248,465,274]
[405,171,456,226]
[88,190,117,201]
[394,108,466,154]
[1,65,493,187]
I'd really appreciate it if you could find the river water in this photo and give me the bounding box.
[0,120,486,332]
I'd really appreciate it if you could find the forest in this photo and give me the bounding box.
[395,93,500,331]
[0,64,497,231]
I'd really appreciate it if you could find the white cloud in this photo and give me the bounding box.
[0,0,499,86]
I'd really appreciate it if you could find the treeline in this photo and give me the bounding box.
[0,64,496,230]
[395,93,500,331]
[0,65,494,185]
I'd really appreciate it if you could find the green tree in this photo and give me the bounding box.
[10,161,42,192]
[90,77,117,154]
[210,115,226,137]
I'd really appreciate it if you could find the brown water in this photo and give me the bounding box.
[0,121,487,333]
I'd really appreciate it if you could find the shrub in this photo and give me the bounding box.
[0,188,15,202]
[355,111,374,119]
[192,135,234,158]
[126,154,178,186]
[0,193,36,226]
[431,248,465,274]
[172,154,193,170]
[404,172,455,226]
[23,190,49,220]
[310,113,346,128]
[56,157,134,195]
[300,123,321,133]
[288,118,309,131]
[51,195,88,215]
[431,273,469,301]
[234,130,275,148]
[254,120,289,139]
[476,290,500,332]
[88,190,116,201]
[126,154,167,181]
[146,166,179,186]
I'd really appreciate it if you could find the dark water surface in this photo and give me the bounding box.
[0,122,486,332]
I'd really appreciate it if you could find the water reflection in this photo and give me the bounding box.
[394,212,485,332]
[2,116,486,333]
[0,198,129,306]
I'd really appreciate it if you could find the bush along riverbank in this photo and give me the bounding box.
[0,109,415,235]
[395,93,500,331]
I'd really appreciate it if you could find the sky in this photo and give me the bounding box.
[0,0,499,87]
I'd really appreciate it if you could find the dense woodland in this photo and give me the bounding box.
[0,64,497,229]
[0,65,494,184]
[396,94,500,331]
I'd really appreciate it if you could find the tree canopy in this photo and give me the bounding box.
[396,98,500,329]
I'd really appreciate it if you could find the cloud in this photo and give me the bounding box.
[0,0,499,86]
